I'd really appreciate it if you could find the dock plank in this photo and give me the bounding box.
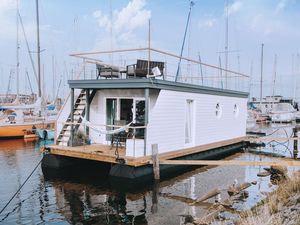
[158,159,300,167]
[45,137,247,167]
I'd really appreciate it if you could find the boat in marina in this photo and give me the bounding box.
[41,45,249,182]
[269,102,297,123]
[0,0,58,139]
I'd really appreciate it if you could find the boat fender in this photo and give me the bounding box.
[43,130,47,140]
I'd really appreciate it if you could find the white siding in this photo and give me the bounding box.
[60,88,247,157]
[146,90,247,156]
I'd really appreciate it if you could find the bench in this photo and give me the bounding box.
[126,59,164,78]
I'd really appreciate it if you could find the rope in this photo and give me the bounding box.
[81,117,132,135]
[0,157,43,218]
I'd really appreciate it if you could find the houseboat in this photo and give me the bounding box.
[42,48,249,182]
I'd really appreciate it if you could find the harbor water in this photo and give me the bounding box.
[0,123,299,224]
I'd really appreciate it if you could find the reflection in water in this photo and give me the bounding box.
[0,124,299,224]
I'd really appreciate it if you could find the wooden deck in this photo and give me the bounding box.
[45,137,246,167]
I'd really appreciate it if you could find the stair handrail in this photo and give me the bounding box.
[55,65,85,122]
[55,64,85,141]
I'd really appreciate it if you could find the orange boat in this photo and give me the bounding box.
[0,121,55,139]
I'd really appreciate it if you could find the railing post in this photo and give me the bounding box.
[70,88,74,147]
[293,127,298,159]
[86,88,90,136]
[144,88,149,156]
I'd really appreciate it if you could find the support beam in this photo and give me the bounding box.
[144,88,149,156]
[70,88,74,146]
[86,89,90,136]
[158,159,300,167]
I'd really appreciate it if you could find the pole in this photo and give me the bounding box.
[148,19,151,76]
[198,53,204,85]
[16,0,20,100]
[86,89,90,136]
[152,144,160,180]
[260,43,264,104]
[144,88,149,156]
[293,127,298,159]
[175,1,194,82]
[36,0,41,98]
[225,0,229,89]
[70,88,74,147]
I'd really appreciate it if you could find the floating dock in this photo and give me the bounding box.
[42,137,247,182]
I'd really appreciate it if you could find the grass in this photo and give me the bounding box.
[237,173,300,225]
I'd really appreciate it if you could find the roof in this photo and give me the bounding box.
[68,78,248,98]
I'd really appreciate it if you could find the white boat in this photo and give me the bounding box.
[269,103,296,123]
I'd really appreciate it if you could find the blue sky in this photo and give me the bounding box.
[0,0,300,100]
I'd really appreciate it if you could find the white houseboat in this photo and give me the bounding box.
[42,48,249,182]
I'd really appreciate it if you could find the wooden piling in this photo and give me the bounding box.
[152,144,160,180]
[293,127,298,159]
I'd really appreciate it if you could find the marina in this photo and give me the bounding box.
[0,0,300,224]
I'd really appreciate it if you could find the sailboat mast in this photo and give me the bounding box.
[272,54,277,98]
[36,0,41,98]
[260,43,264,104]
[225,0,229,89]
[16,0,20,99]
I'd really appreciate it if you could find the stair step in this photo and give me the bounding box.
[59,133,70,137]
[56,139,68,143]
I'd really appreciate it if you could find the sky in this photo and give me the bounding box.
[0,0,300,100]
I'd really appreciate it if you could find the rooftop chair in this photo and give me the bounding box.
[126,59,164,78]
[96,64,120,79]
[110,120,129,149]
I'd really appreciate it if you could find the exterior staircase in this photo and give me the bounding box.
[56,89,96,146]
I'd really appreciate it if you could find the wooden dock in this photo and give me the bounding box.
[44,137,246,167]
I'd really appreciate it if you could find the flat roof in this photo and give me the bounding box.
[68,78,248,98]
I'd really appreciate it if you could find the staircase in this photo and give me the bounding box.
[56,89,96,146]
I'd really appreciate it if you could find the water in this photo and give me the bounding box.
[0,124,298,224]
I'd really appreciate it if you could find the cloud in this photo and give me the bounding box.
[275,0,289,14]
[226,0,242,16]
[93,0,151,49]
[93,0,151,34]
[198,18,217,28]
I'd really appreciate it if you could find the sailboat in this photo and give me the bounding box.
[0,0,56,139]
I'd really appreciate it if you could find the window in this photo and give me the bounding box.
[106,98,117,141]
[185,100,194,144]
[106,98,145,140]
[216,103,222,118]
[234,104,239,117]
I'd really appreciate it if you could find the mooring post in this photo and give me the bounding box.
[151,180,159,213]
[293,127,299,159]
[152,144,160,180]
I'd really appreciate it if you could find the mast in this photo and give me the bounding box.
[36,0,41,98]
[225,0,229,89]
[260,43,264,104]
[175,1,194,82]
[272,54,277,99]
[147,19,151,76]
[16,0,20,100]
